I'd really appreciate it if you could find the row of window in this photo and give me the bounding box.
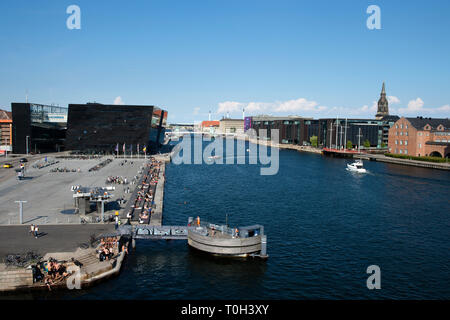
[434,132,450,136]
[395,149,408,154]
[395,140,408,145]
[395,124,409,129]
[395,131,409,136]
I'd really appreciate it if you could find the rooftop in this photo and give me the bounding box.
[0,109,12,121]
[405,117,450,130]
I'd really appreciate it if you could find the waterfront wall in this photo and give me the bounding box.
[149,161,165,226]
[0,267,33,292]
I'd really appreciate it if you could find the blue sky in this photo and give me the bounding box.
[1,0,449,122]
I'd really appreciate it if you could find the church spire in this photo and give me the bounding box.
[375,82,389,119]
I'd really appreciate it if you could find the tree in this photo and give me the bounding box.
[363,139,371,148]
[381,142,386,148]
[346,140,353,149]
[310,135,318,147]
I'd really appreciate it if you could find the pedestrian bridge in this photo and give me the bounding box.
[114,225,191,240]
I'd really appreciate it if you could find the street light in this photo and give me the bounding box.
[15,200,27,224]
[26,136,30,155]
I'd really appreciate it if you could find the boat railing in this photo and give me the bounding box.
[189,220,264,238]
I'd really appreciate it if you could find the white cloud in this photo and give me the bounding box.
[399,98,424,114]
[217,98,326,116]
[193,107,200,115]
[387,96,400,105]
[114,96,124,105]
[217,101,245,114]
[274,98,323,112]
[437,104,450,112]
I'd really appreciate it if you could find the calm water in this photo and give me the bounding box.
[46,138,450,299]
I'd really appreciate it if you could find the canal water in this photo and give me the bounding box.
[70,136,449,299]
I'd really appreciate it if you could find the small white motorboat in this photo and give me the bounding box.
[346,160,367,173]
[208,155,221,160]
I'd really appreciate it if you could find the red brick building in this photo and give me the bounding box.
[0,109,13,154]
[388,117,450,158]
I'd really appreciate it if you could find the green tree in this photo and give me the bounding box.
[363,139,371,148]
[381,142,386,148]
[346,140,353,149]
[310,135,318,147]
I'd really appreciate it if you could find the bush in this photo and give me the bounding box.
[310,135,318,148]
[346,140,353,149]
[385,153,448,163]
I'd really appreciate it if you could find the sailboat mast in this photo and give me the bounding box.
[335,117,339,149]
[358,128,361,153]
[329,121,333,148]
[344,118,347,150]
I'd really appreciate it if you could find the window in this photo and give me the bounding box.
[405,132,408,136]
[395,124,398,129]
[400,124,403,129]
[404,149,408,155]
[400,140,403,145]
[400,132,403,136]
[406,125,408,129]
[418,143,422,148]
[399,149,403,154]
[395,140,398,145]
[405,141,408,146]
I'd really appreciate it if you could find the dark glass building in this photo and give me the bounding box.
[11,103,68,154]
[65,103,167,154]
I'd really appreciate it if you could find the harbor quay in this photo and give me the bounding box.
[0,150,267,294]
[0,154,162,293]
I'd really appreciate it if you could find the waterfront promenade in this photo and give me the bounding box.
[0,224,115,259]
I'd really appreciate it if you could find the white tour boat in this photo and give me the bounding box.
[346,160,367,173]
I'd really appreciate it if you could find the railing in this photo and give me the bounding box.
[189,220,264,238]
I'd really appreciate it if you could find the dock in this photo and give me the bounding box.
[356,153,450,171]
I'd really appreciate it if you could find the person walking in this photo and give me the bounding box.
[29,224,35,236]
[34,225,39,238]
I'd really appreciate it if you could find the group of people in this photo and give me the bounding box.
[98,237,119,261]
[30,258,72,291]
[127,158,161,224]
[98,236,129,261]
[106,176,128,184]
[29,224,39,238]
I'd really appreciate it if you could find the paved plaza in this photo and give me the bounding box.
[0,156,148,225]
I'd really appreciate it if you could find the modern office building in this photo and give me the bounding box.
[388,117,450,157]
[11,103,68,154]
[249,116,313,144]
[65,103,167,154]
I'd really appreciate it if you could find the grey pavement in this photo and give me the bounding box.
[0,156,148,225]
[0,224,116,260]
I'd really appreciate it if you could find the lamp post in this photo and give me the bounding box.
[26,136,30,155]
[15,200,27,224]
